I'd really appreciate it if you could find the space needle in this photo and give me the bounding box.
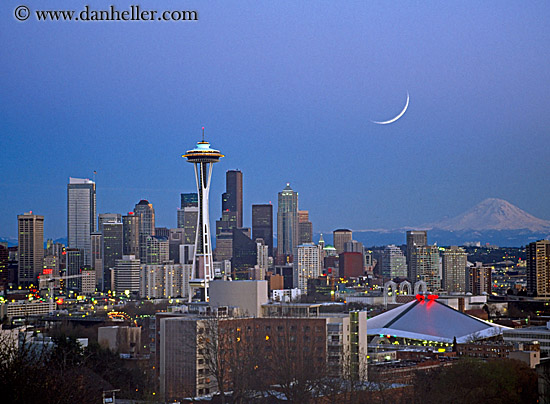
[183,128,224,301]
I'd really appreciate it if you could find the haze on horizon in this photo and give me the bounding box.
[1,1,550,239]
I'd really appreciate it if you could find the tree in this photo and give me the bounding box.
[412,358,537,404]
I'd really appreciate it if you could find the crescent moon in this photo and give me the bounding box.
[371,92,409,125]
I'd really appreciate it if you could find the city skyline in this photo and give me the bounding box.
[2,2,550,239]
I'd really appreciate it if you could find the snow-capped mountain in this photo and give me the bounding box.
[426,198,550,232]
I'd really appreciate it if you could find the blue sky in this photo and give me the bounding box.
[1,1,550,239]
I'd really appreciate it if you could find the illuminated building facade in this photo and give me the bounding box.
[17,211,44,285]
[67,177,96,266]
[277,184,299,257]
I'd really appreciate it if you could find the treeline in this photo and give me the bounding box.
[0,333,154,404]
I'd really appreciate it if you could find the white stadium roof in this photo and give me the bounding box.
[367,296,510,343]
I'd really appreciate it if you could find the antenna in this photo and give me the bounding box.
[202,127,205,142]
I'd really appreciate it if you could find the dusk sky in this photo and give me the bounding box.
[2,1,550,239]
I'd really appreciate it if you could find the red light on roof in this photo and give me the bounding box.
[129,212,134,215]
[43,268,53,275]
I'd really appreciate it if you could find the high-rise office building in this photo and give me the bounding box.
[145,236,170,265]
[527,240,550,298]
[409,245,440,292]
[67,177,96,266]
[98,213,121,231]
[65,248,84,291]
[333,229,352,255]
[91,232,103,288]
[442,246,468,293]
[0,244,8,292]
[232,227,257,280]
[177,193,199,245]
[183,135,223,301]
[277,184,299,257]
[381,244,407,279]
[113,255,141,296]
[122,213,140,258]
[215,170,243,259]
[223,170,243,228]
[298,210,313,245]
[406,230,427,278]
[102,221,124,287]
[134,200,155,263]
[252,204,273,257]
[17,211,44,285]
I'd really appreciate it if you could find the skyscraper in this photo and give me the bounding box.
[232,227,257,280]
[17,211,44,285]
[527,240,550,298]
[102,221,124,287]
[134,200,155,262]
[177,193,199,245]
[406,230,427,278]
[333,229,352,255]
[183,133,223,301]
[122,213,140,258]
[277,184,298,257]
[215,170,243,258]
[67,177,96,266]
[298,210,313,245]
[98,213,121,231]
[223,170,243,228]
[252,204,273,257]
[442,246,468,293]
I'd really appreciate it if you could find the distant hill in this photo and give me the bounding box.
[425,198,550,232]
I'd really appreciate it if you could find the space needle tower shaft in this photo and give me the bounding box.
[182,128,223,301]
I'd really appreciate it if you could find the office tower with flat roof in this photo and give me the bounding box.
[177,193,199,245]
[145,236,170,265]
[17,211,44,285]
[298,210,313,245]
[102,222,124,287]
[232,227,257,280]
[134,200,155,263]
[215,171,243,259]
[381,244,407,279]
[409,245,440,292]
[224,170,243,228]
[442,246,468,293]
[277,184,299,257]
[333,229,352,255]
[113,255,141,296]
[406,230,427,278]
[91,232,103,288]
[252,204,273,257]
[527,240,550,298]
[122,213,140,258]
[65,248,84,291]
[98,213,121,231]
[183,133,223,301]
[0,244,8,292]
[67,177,96,266]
